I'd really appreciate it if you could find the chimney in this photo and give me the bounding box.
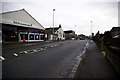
[59,24,62,28]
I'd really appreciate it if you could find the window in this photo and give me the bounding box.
[63,34,65,37]
[35,33,40,40]
[40,34,44,40]
[30,34,34,40]
[35,35,39,40]
[41,35,44,40]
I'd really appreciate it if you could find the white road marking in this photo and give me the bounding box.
[24,51,28,54]
[19,51,28,54]
[69,41,89,78]
[0,56,5,61]
[26,50,35,54]
[13,53,18,57]
[40,48,45,51]
[54,45,59,47]
[33,49,37,52]
[10,42,61,59]
[36,48,42,51]
[50,46,54,48]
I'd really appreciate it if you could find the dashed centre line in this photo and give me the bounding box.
[3,42,71,61]
[0,56,5,61]
[8,44,60,59]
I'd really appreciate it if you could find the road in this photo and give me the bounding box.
[2,40,88,78]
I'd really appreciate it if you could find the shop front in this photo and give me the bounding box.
[19,27,44,42]
[1,9,45,42]
[2,24,44,42]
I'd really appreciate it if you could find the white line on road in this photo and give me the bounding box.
[13,53,18,57]
[69,41,89,78]
[0,56,5,61]
[40,48,45,51]
[24,51,28,54]
[33,49,37,52]
[19,51,28,54]
[50,46,54,48]
[11,43,60,59]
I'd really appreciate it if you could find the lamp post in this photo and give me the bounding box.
[75,25,76,33]
[75,25,76,40]
[53,9,55,40]
[91,21,92,39]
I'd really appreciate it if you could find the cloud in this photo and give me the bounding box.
[1,0,119,36]
[1,0,120,2]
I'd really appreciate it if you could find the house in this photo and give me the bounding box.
[0,9,45,42]
[78,34,86,40]
[45,24,65,40]
[110,27,120,38]
[110,27,120,47]
[64,30,76,40]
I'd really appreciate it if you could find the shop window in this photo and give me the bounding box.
[30,34,34,40]
[35,35,39,40]
[40,34,44,40]
[41,35,44,40]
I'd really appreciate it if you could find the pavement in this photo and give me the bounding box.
[74,40,119,78]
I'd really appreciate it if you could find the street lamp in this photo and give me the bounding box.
[91,21,92,38]
[53,9,55,40]
[75,25,76,33]
[75,25,76,39]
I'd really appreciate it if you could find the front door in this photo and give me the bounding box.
[19,33,28,42]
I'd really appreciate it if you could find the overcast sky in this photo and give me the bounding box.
[0,0,120,36]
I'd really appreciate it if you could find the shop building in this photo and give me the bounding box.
[0,9,45,42]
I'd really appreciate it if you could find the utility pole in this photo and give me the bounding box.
[91,21,92,39]
[75,25,76,33]
[53,9,55,40]
[75,25,76,40]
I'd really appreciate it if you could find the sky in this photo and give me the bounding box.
[0,0,120,36]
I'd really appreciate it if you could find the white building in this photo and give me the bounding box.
[45,25,65,40]
[0,9,45,42]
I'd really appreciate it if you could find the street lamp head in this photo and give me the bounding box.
[53,9,55,11]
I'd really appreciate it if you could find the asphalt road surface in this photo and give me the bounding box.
[2,40,88,78]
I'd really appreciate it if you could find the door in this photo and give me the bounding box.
[19,34,28,42]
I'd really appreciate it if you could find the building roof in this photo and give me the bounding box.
[45,27,60,34]
[0,9,45,30]
[110,27,120,32]
[64,30,75,34]
[110,27,120,37]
